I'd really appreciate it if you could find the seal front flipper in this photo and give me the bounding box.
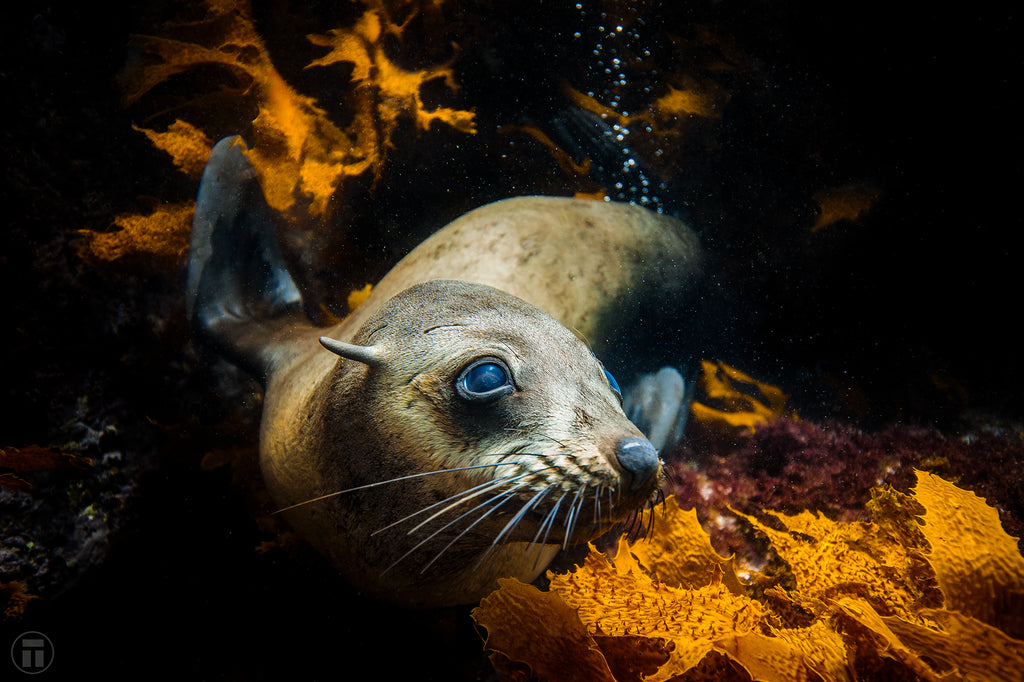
[623,367,694,454]
[186,136,307,381]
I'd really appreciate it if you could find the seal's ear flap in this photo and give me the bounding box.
[187,136,305,381]
[319,336,386,367]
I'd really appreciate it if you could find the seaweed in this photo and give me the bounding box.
[473,471,1024,681]
[77,0,475,264]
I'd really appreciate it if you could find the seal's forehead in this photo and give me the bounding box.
[362,279,564,338]
[358,279,595,363]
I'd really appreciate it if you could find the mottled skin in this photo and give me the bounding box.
[188,137,703,606]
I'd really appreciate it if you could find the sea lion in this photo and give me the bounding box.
[187,136,703,607]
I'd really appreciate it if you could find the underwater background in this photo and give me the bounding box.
[1,1,1020,679]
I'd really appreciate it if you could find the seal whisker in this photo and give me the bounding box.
[372,465,559,537]
[623,508,638,543]
[474,485,555,570]
[382,483,527,575]
[623,494,659,543]
[400,467,558,537]
[593,483,603,528]
[529,489,567,569]
[372,474,520,537]
[489,450,550,460]
[562,486,586,549]
[504,428,569,450]
[644,488,665,540]
[272,462,522,514]
[419,485,527,575]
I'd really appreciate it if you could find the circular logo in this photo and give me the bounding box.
[10,632,54,674]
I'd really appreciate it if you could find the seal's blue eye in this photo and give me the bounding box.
[456,359,514,403]
[465,363,506,393]
[603,367,622,403]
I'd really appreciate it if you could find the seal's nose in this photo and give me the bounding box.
[614,436,661,492]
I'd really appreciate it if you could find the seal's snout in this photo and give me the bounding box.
[614,436,661,492]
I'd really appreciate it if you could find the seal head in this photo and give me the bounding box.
[261,279,662,606]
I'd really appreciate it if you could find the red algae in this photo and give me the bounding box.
[666,416,1024,548]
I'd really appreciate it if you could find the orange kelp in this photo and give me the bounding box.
[689,360,794,437]
[79,0,474,263]
[473,471,1024,681]
[811,183,880,234]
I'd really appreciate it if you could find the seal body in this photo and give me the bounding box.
[188,136,703,606]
